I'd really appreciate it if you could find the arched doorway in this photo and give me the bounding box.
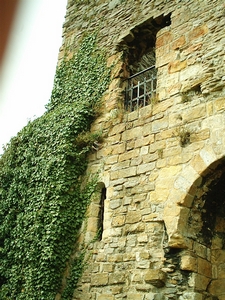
[174,159,225,299]
[186,162,225,298]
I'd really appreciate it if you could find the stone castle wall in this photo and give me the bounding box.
[59,0,225,299]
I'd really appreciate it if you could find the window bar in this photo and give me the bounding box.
[128,65,155,80]
[143,77,146,107]
[125,86,128,109]
[130,81,134,111]
[137,81,140,109]
[151,74,154,100]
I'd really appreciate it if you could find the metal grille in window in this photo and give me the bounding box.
[125,65,157,111]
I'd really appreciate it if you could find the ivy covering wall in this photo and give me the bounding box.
[0,34,110,300]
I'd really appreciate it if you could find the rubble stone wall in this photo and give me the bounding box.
[59,0,225,299]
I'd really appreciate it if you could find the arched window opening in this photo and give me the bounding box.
[117,13,171,111]
[98,186,106,240]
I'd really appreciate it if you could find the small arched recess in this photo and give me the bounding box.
[85,182,106,242]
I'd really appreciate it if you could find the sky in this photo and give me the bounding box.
[0,0,67,154]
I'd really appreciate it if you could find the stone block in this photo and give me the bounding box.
[109,123,125,136]
[156,31,172,48]
[130,156,143,166]
[193,242,207,259]
[123,252,136,261]
[108,227,122,237]
[136,186,152,201]
[102,263,114,272]
[149,140,166,153]
[122,126,143,141]
[156,158,167,168]
[127,293,144,300]
[110,142,126,155]
[111,61,128,79]
[218,263,225,278]
[145,293,163,300]
[144,269,167,287]
[139,104,152,119]
[96,253,107,262]
[136,260,151,269]
[154,98,174,115]
[110,285,123,294]
[208,279,225,295]
[131,272,142,283]
[108,272,126,284]
[156,48,176,67]
[142,213,158,221]
[172,35,186,50]
[124,222,145,235]
[127,110,138,121]
[198,257,211,277]
[73,291,92,300]
[190,154,207,175]
[126,211,142,224]
[110,166,136,180]
[87,203,99,217]
[166,82,182,96]
[135,135,154,147]
[142,152,158,164]
[105,154,118,165]
[199,147,217,168]
[126,140,135,150]
[108,78,121,91]
[140,146,149,155]
[182,104,206,122]
[211,235,223,250]
[126,235,137,247]
[188,24,209,41]
[211,249,225,264]
[180,255,197,272]
[141,122,151,135]
[152,117,169,133]
[163,145,182,158]
[112,215,126,227]
[108,254,123,262]
[191,273,210,291]
[107,133,121,145]
[179,292,203,300]
[111,160,130,171]
[137,162,155,174]
[136,284,152,292]
[138,233,149,241]
[168,60,187,73]
[107,53,120,67]
[109,199,122,209]
[191,129,210,142]
[91,273,108,286]
[183,43,202,55]
[119,148,139,162]
[214,97,225,112]
[97,295,114,300]
[86,217,98,232]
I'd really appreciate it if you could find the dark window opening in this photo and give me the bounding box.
[118,13,171,111]
[98,186,106,240]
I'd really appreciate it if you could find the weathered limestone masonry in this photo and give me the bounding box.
[60,0,225,299]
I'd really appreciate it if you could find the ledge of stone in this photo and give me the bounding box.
[144,269,167,287]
